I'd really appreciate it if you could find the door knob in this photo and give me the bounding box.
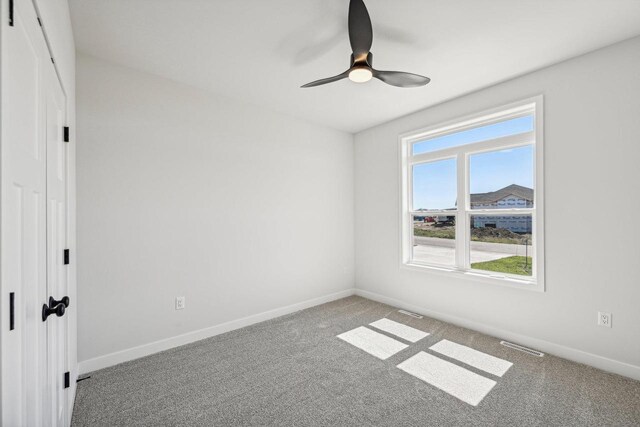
[49,296,70,309]
[42,302,65,321]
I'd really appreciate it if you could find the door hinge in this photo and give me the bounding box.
[9,292,15,330]
[63,249,70,265]
[63,126,70,142]
[9,0,14,26]
[64,372,70,389]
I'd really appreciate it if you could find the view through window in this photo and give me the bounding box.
[402,99,543,287]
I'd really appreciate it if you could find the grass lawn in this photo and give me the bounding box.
[471,256,532,276]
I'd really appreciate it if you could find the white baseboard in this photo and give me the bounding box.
[79,288,356,374]
[355,289,640,381]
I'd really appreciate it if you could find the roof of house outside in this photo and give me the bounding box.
[470,184,533,204]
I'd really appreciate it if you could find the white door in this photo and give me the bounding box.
[1,0,70,425]
[45,55,69,427]
[1,0,49,425]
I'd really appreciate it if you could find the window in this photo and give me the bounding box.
[401,97,544,290]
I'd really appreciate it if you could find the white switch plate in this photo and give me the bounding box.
[176,296,185,310]
[597,312,611,328]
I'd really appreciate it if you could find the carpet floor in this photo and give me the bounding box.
[72,296,640,426]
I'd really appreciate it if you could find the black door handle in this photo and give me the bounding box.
[42,303,65,321]
[49,296,70,309]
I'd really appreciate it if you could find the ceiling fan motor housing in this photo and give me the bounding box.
[351,52,373,68]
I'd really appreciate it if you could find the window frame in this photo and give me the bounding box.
[400,96,545,291]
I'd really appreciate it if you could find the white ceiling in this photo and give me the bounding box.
[69,0,640,133]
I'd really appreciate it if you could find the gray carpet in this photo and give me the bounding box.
[72,296,640,426]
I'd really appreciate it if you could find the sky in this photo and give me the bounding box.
[412,116,534,210]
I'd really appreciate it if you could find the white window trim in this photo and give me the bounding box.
[399,95,545,292]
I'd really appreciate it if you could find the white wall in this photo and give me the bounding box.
[354,36,640,379]
[76,55,354,368]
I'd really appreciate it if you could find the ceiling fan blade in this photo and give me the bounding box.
[373,70,430,88]
[301,70,350,88]
[348,0,373,57]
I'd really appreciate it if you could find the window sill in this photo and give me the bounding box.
[401,261,544,292]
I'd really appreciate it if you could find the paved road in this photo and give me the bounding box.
[414,236,530,255]
[412,236,532,266]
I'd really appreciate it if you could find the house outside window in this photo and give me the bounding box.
[471,184,533,233]
[400,97,544,290]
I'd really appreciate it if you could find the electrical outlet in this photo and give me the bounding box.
[175,296,185,310]
[597,312,611,328]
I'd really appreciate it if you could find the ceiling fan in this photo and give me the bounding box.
[301,0,430,88]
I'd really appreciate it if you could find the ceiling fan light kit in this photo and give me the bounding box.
[302,0,430,89]
[349,67,372,83]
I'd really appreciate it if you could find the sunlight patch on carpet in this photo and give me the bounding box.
[430,339,513,377]
[397,351,496,406]
[369,318,429,343]
[337,326,408,360]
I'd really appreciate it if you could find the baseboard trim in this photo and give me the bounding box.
[355,289,640,381]
[79,288,356,374]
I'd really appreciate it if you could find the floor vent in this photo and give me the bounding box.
[500,341,544,357]
[398,309,423,319]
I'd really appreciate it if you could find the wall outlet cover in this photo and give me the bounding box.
[597,312,611,328]
[176,296,186,310]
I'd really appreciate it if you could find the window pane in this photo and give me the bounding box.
[469,214,532,277]
[469,145,534,210]
[412,159,457,211]
[412,215,456,266]
[413,115,533,155]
